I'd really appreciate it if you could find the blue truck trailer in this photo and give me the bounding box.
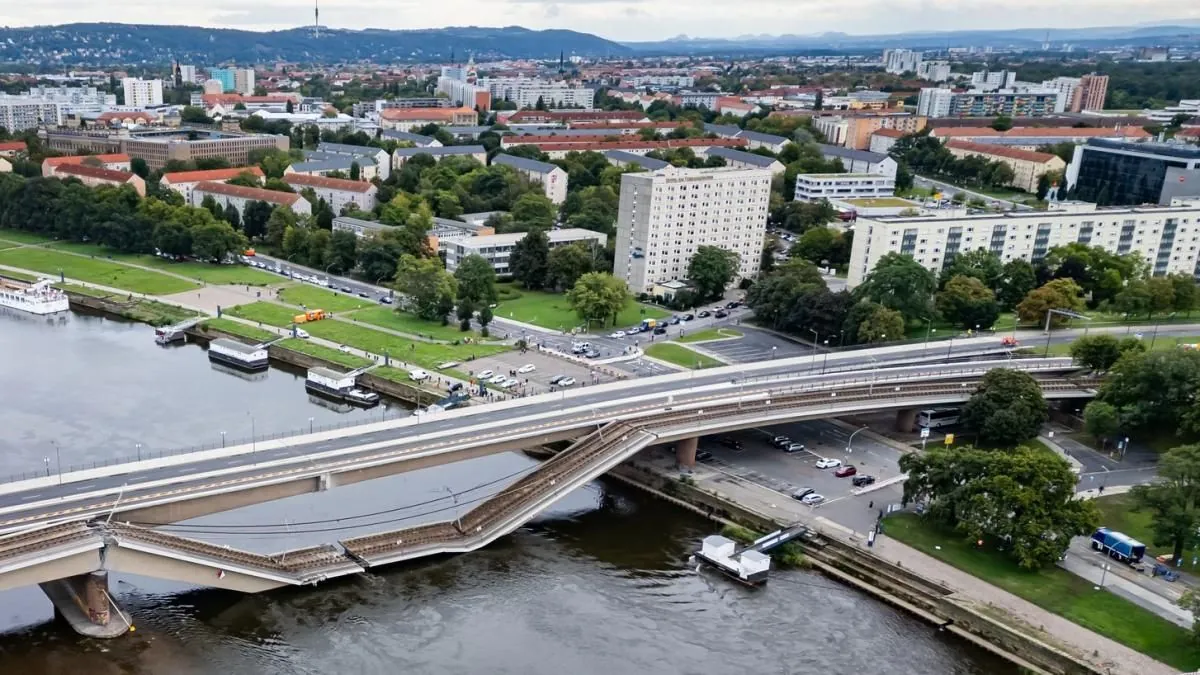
[1090,527,1146,563]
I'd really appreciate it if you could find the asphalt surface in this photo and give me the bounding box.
[0,351,1033,528]
[700,326,815,364]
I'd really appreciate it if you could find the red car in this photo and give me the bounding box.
[834,465,857,478]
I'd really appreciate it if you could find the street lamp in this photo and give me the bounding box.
[444,485,461,530]
[308,416,315,434]
[50,441,62,484]
[923,319,935,350]
[868,355,879,395]
[846,425,868,454]
[220,431,226,448]
[42,456,49,477]
[809,329,819,372]
[135,443,143,461]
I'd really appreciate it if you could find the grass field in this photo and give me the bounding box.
[677,327,743,343]
[0,229,55,245]
[45,241,279,286]
[1045,334,1200,357]
[276,338,372,369]
[645,342,724,369]
[0,247,199,295]
[277,284,377,313]
[885,513,1200,670]
[349,306,494,342]
[495,283,669,331]
[201,318,277,343]
[224,301,299,326]
[1,269,38,282]
[1093,494,1199,566]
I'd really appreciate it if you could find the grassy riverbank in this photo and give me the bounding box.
[0,247,198,295]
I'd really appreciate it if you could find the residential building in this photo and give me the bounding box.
[391,145,488,168]
[614,167,771,292]
[476,78,594,110]
[1073,73,1109,112]
[443,125,491,140]
[458,211,506,228]
[282,173,378,212]
[945,141,1066,193]
[208,68,237,93]
[1065,139,1200,206]
[678,92,723,110]
[120,78,163,107]
[817,144,897,177]
[917,88,1061,118]
[794,173,896,202]
[702,123,790,152]
[442,228,606,276]
[624,74,694,89]
[499,136,747,160]
[45,128,288,170]
[190,181,311,217]
[929,125,1150,149]
[0,140,27,157]
[378,107,477,132]
[332,216,392,238]
[492,154,568,204]
[209,68,254,95]
[52,163,145,196]
[287,157,359,177]
[0,99,62,131]
[883,49,922,75]
[379,130,442,148]
[970,70,1017,91]
[0,157,10,173]
[506,110,647,125]
[310,142,391,181]
[916,88,955,118]
[428,216,491,247]
[604,150,670,171]
[436,77,492,111]
[2,86,113,116]
[847,200,1200,287]
[812,113,927,150]
[917,61,951,82]
[1040,77,1081,113]
[42,153,132,177]
[868,128,906,154]
[704,147,786,175]
[161,166,265,202]
[177,64,198,84]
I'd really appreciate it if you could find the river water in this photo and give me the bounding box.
[0,308,1013,674]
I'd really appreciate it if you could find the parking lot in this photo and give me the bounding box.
[462,348,616,396]
[699,326,815,364]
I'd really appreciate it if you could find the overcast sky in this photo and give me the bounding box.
[2,1,1199,42]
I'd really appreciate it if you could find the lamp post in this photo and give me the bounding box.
[809,329,820,372]
[444,485,461,530]
[220,431,226,448]
[846,425,868,454]
[249,412,256,454]
[868,355,879,395]
[42,456,49,477]
[821,336,836,375]
[135,443,142,461]
[308,416,315,434]
[50,441,62,484]
[923,319,935,351]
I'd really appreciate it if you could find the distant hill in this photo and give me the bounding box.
[0,23,632,66]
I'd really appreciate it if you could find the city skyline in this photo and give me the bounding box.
[2,2,1199,44]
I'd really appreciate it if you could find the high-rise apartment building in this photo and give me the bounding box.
[208,68,254,95]
[0,99,62,131]
[120,78,163,107]
[178,65,198,84]
[1073,73,1109,112]
[614,167,771,292]
[882,49,922,75]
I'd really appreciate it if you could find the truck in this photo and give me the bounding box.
[641,318,658,332]
[1090,527,1146,563]
[293,309,327,324]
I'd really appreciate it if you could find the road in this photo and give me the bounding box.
[913,175,1032,211]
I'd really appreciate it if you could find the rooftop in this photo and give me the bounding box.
[211,338,265,354]
[316,142,386,157]
[43,153,130,167]
[55,163,137,182]
[309,366,352,380]
[706,147,781,168]
[393,145,486,157]
[842,197,919,208]
[455,228,606,249]
[737,129,789,145]
[283,173,375,193]
[333,216,387,231]
[817,144,890,163]
[0,140,27,153]
[947,140,1061,164]
[492,153,559,174]
[864,199,1200,224]
[380,106,475,121]
[934,126,1151,140]
[379,130,438,145]
[1084,137,1200,160]
[193,181,304,206]
[163,167,264,184]
[603,150,669,170]
[292,156,357,173]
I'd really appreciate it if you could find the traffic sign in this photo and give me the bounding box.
[944,433,955,445]
[920,427,930,439]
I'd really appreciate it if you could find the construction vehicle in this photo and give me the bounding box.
[293,309,327,323]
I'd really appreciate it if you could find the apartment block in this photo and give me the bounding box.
[161,166,265,202]
[282,173,378,213]
[0,99,62,132]
[614,167,772,292]
[53,164,145,196]
[190,181,312,218]
[917,88,1061,118]
[120,78,163,107]
[847,200,1200,287]
[794,173,896,202]
[442,229,607,276]
[492,154,568,204]
[945,141,1066,193]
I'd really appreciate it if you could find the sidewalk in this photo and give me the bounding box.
[1060,551,1193,629]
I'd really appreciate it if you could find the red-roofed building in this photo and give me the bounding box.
[930,126,1151,149]
[499,136,747,160]
[946,140,1067,193]
[282,173,378,212]
[379,107,477,131]
[161,167,265,202]
[199,93,299,114]
[0,140,27,157]
[868,128,908,154]
[506,110,649,125]
[42,154,132,178]
[54,163,146,196]
[94,111,162,127]
[190,181,311,217]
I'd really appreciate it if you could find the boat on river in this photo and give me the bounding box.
[0,279,70,315]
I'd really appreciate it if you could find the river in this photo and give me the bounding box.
[0,308,1014,674]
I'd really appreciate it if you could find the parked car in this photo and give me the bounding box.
[341,285,353,293]
[800,493,825,506]
[517,364,536,374]
[476,369,494,380]
[791,487,815,501]
[357,291,370,298]
[771,435,790,447]
[584,349,601,358]
[682,314,695,321]
[784,442,806,453]
[338,344,352,353]
[558,377,576,386]
[834,465,858,478]
[409,369,430,381]
[489,373,508,384]
[715,310,729,319]
[669,316,682,325]
[726,301,740,309]
[815,458,842,469]
[696,450,714,462]
[653,326,667,335]
[851,475,876,487]
[698,310,711,318]
[609,331,625,338]
[501,378,520,388]
[719,437,743,451]
[549,375,566,385]
[294,328,310,339]
[379,296,393,304]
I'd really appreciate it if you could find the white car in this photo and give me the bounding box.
[338,344,352,353]
[501,378,520,388]
[489,373,508,384]
[476,369,495,380]
[409,369,430,381]
[609,331,625,338]
[815,458,842,469]
[558,377,576,386]
[294,328,310,339]
[800,493,825,506]
[517,364,536,374]
[437,361,460,370]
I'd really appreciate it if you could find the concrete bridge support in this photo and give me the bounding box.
[895,408,918,433]
[676,437,698,469]
[39,571,129,638]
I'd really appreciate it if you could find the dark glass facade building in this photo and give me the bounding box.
[1068,139,1200,207]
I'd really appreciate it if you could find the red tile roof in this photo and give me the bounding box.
[200,94,295,106]
[283,173,374,193]
[96,111,157,123]
[43,153,130,168]
[163,167,264,185]
[193,181,304,206]
[379,107,475,121]
[934,126,1151,139]
[54,163,138,182]
[0,141,28,153]
[871,128,907,138]
[504,138,748,152]
[508,110,648,123]
[568,121,685,130]
[946,140,1062,164]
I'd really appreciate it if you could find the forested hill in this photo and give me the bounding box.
[0,23,631,66]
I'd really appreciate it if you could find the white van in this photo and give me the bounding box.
[571,341,590,354]
[409,369,430,381]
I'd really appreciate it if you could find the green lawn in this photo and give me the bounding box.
[0,228,55,245]
[0,241,19,251]
[277,284,377,313]
[495,283,669,332]
[277,338,372,370]
[646,342,725,369]
[226,302,509,371]
[677,327,743,343]
[45,242,278,286]
[0,247,199,295]
[885,513,1200,670]
[1093,494,1198,566]
[1,269,38,282]
[201,318,278,343]
[349,306,489,342]
[1048,334,1200,357]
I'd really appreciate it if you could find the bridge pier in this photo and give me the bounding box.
[895,408,918,433]
[676,437,698,469]
[39,571,130,638]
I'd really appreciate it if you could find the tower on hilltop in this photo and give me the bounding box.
[313,0,320,39]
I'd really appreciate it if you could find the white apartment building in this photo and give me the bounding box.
[794,173,896,202]
[442,228,607,276]
[916,88,955,118]
[614,167,772,292]
[883,49,922,75]
[120,78,163,107]
[190,181,312,218]
[492,154,568,204]
[847,200,1200,287]
[234,69,256,96]
[178,65,198,83]
[0,99,62,131]
[678,92,722,109]
[917,61,951,82]
[282,173,378,213]
[477,78,594,109]
[7,86,114,115]
[624,75,694,89]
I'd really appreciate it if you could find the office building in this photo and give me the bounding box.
[282,173,378,213]
[442,228,606,276]
[794,173,895,202]
[190,181,311,217]
[882,49,922,75]
[492,154,568,204]
[614,167,771,292]
[945,141,1066,193]
[1065,139,1200,206]
[46,128,288,170]
[847,200,1200,287]
[120,78,163,107]
[0,99,62,131]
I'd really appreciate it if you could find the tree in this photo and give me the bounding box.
[1178,590,1200,643]
[453,253,498,308]
[935,274,1000,330]
[200,194,224,221]
[1083,401,1120,449]
[357,232,405,283]
[688,246,740,301]
[545,242,593,292]
[567,272,630,328]
[792,227,839,265]
[326,230,358,274]
[191,220,246,262]
[855,252,936,323]
[350,161,361,181]
[509,229,550,290]
[854,304,904,343]
[395,254,457,322]
[991,115,1014,132]
[264,206,296,248]
[900,445,1098,569]
[1015,278,1085,326]
[1069,334,1142,371]
[510,192,557,230]
[1170,273,1200,315]
[961,368,1048,447]
[1096,349,1200,435]
[997,259,1037,311]
[226,171,262,188]
[745,258,826,331]
[242,200,273,240]
[1130,444,1200,565]
[130,157,150,179]
[938,249,1002,290]
[222,203,241,230]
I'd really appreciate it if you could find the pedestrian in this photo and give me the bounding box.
[868,500,873,509]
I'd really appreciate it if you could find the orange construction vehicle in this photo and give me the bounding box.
[293,309,327,323]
